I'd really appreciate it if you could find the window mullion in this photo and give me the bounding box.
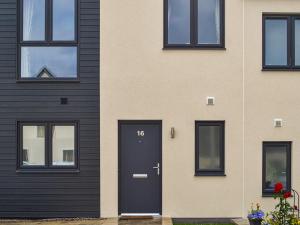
[288,16,293,68]
[190,0,196,46]
[46,0,52,43]
[46,123,51,167]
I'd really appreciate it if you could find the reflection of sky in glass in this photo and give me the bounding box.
[53,0,75,41]
[21,47,77,78]
[265,19,287,66]
[295,20,300,66]
[168,0,190,44]
[23,0,45,41]
[198,0,220,44]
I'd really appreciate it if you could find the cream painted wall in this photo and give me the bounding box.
[100,0,244,218]
[244,0,300,215]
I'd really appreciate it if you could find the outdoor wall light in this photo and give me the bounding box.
[170,127,175,139]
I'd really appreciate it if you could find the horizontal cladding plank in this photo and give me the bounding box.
[0,182,99,189]
[0,101,98,108]
[0,211,100,217]
[80,15,99,20]
[80,3,99,9]
[0,206,99,212]
[80,20,98,26]
[0,90,98,96]
[0,107,99,113]
[0,96,99,102]
[2,177,99,183]
[0,84,99,89]
[0,21,16,26]
[0,188,100,194]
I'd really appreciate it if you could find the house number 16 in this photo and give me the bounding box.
[137,130,145,136]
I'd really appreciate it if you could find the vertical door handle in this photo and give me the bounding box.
[153,163,160,176]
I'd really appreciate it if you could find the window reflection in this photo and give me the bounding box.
[52,126,75,166]
[21,47,77,78]
[23,0,45,41]
[22,125,45,166]
[53,0,75,41]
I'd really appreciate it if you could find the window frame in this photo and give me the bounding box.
[262,141,292,196]
[262,14,300,71]
[195,121,225,176]
[164,0,225,49]
[17,121,79,172]
[18,0,79,82]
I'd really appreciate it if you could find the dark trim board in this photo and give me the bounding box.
[118,120,162,215]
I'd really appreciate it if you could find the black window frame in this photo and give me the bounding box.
[195,121,225,176]
[17,121,79,173]
[164,0,225,49]
[262,14,300,71]
[18,0,79,82]
[262,141,291,196]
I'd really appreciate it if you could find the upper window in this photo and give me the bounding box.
[164,0,225,48]
[262,142,291,195]
[18,121,78,171]
[19,0,78,80]
[263,15,300,70]
[195,121,225,176]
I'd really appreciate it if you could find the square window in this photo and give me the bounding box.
[262,142,291,195]
[18,122,78,171]
[165,0,225,48]
[263,15,300,70]
[195,121,225,176]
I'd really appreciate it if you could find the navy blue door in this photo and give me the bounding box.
[119,121,162,215]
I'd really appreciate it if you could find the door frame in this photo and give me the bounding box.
[118,120,162,215]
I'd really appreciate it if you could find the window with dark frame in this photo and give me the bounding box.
[195,121,225,176]
[19,0,78,80]
[262,142,291,196]
[263,14,300,70]
[164,0,225,48]
[18,122,78,170]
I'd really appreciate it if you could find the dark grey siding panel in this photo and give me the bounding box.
[0,0,100,218]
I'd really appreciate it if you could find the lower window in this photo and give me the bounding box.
[18,121,78,170]
[262,141,291,195]
[195,121,225,176]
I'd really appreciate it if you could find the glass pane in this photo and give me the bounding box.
[198,0,221,44]
[265,19,288,66]
[22,125,45,166]
[265,146,287,190]
[23,0,45,41]
[294,20,300,65]
[53,0,75,41]
[52,125,75,166]
[21,47,77,78]
[168,0,190,44]
[198,125,221,170]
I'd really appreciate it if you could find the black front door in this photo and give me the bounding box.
[119,121,162,215]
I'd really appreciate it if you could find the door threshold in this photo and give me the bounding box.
[120,213,161,220]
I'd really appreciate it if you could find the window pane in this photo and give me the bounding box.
[23,0,45,41]
[198,125,221,170]
[198,0,221,44]
[53,0,75,41]
[168,0,190,44]
[265,19,288,66]
[265,146,287,190]
[21,47,77,78]
[52,125,75,166]
[294,20,300,66]
[22,125,45,166]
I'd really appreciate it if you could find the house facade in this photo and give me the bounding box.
[101,0,300,219]
[0,0,100,218]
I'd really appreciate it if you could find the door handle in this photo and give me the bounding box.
[153,163,160,176]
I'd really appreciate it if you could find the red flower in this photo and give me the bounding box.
[274,182,283,193]
[283,192,292,199]
[294,205,298,210]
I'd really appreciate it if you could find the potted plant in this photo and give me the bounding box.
[248,203,265,225]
